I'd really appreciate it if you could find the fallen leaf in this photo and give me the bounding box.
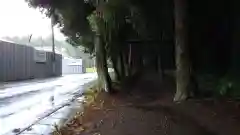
[75,126,85,133]
[112,100,115,106]
[93,107,101,110]
[26,127,32,131]
[93,133,101,135]
[100,101,105,108]
[111,120,116,128]
[83,122,94,129]
[12,128,21,133]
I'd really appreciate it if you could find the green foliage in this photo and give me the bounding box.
[26,0,95,45]
[25,0,166,54]
[215,74,240,98]
[87,12,99,33]
[216,76,233,96]
[66,35,95,54]
[197,73,240,98]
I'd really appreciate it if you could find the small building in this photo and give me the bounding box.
[62,56,83,74]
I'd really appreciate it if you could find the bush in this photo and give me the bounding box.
[195,73,240,98]
[216,74,240,98]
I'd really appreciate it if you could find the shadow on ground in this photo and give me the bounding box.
[60,72,240,135]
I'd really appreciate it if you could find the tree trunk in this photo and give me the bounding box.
[95,34,112,92]
[174,0,191,101]
[230,1,240,75]
[111,55,121,81]
[120,52,126,78]
[157,55,163,80]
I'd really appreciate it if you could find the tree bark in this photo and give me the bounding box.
[95,34,112,92]
[157,55,163,80]
[120,52,126,78]
[111,55,121,81]
[174,0,191,101]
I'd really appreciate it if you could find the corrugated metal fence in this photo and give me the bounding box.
[0,40,62,82]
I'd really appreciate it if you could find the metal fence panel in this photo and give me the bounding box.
[0,40,62,82]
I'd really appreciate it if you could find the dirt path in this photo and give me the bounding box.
[60,75,240,135]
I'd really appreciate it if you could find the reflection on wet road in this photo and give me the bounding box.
[0,73,97,135]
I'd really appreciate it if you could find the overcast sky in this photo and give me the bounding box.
[0,0,65,40]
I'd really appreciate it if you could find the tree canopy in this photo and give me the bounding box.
[25,0,179,99]
[27,0,240,102]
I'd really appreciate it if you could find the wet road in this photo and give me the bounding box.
[0,73,97,135]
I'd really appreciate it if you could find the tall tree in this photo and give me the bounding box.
[26,0,114,92]
[173,0,191,101]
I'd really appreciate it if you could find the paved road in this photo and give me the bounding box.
[0,73,97,135]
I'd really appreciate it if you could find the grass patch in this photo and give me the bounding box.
[86,67,96,73]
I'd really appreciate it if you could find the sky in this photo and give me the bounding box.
[0,0,65,41]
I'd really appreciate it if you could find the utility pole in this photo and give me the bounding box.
[28,34,32,43]
[51,14,56,76]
